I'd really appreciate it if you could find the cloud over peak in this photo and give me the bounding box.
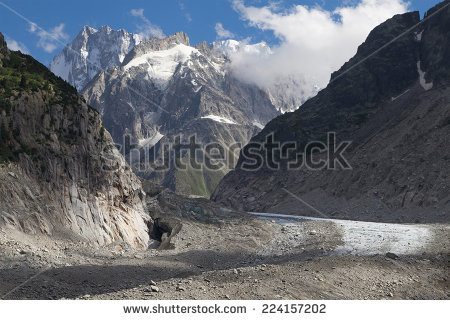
[229,0,410,107]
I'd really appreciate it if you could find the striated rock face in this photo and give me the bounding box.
[79,31,280,197]
[212,3,450,223]
[0,37,150,248]
[49,26,141,91]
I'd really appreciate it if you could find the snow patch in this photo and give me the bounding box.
[80,47,88,59]
[191,79,203,93]
[211,61,225,75]
[201,115,237,125]
[417,61,433,91]
[414,30,423,42]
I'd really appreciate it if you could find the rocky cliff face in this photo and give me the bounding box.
[49,26,141,91]
[79,31,279,197]
[212,2,450,223]
[0,34,150,248]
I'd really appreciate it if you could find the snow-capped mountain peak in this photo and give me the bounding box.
[49,25,141,91]
[49,25,305,113]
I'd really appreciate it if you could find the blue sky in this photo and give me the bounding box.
[0,0,443,65]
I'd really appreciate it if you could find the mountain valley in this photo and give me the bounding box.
[0,0,449,302]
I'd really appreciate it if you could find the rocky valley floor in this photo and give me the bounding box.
[0,213,448,300]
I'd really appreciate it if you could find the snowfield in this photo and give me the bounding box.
[417,61,433,91]
[123,44,199,88]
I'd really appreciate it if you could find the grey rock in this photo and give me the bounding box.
[7,172,17,179]
[150,285,160,292]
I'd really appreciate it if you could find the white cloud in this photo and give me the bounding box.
[130,8,145,17]
[178,2,192,22]
[229,0,409,106]
[29,22,69,53]
[4,36,29,54]
[130,8,165,39]
[215,22,235,39]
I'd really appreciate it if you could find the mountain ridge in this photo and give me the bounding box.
[50,26,303,113]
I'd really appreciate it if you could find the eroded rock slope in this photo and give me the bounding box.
[0,33,150,248]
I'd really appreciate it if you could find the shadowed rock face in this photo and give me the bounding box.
[0,37,151,248]
[420,1,450,84]
[212,2,450,223]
